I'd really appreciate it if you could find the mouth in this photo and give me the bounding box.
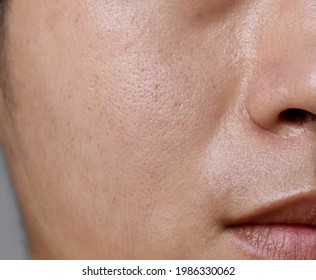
[228,194,316,260]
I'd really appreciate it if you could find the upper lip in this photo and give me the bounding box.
[227,191,316,227]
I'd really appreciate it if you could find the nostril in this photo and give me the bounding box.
[279,108,316,127]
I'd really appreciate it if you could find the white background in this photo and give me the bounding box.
[1,260,316,280]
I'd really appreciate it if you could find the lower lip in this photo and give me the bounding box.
[232,224,316,260]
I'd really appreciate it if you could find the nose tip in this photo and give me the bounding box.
[246,62,316,136]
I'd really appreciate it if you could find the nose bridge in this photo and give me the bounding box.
[275,0,316,108]
[258,1,316,62]
[289,1,316,112]
[248,1,310,57]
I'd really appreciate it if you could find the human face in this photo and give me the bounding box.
[1,0,316,259]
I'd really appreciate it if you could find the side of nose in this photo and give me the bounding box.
[246,1,316,137]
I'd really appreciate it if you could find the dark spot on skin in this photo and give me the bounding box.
[75,13,81,24]
[173,101,182,109]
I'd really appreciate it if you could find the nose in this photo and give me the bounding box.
[246,1,316,136]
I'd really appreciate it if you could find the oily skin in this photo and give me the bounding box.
[0,0,315,259]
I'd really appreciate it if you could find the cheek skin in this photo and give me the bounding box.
[5,0,310,259]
